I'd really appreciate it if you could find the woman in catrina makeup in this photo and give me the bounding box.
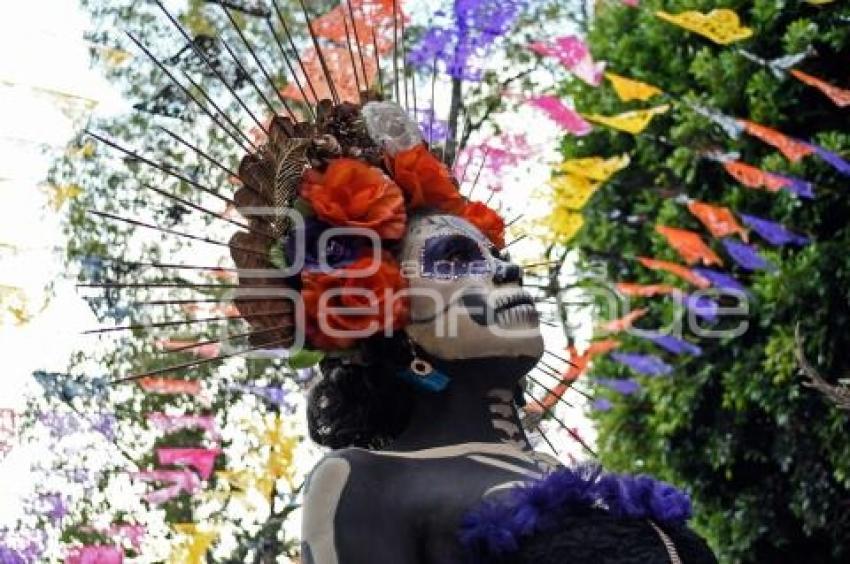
[230,100,717,564]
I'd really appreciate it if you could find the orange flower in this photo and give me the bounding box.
[301,252,409,350]
[458,201,506,249]
[301,158,407,240]
[390,144,464,212]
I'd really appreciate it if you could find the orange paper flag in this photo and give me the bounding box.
[637,257,711,289]
[615,282,680,297]
[722,161,788,192]
[312,1,399,55]
[790,69,850,108]
[656,225,723,266]
[599,308,649,333]
[686,201,749,241]
[138,377,201,395]
[738,119,815,162]
[540,340,620,409]
[280,45,378,104]
[158,339,222,360]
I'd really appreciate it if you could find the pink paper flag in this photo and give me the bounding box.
[156,448,221,480]
[454,133,535,182]
[131,470,201,505]
[529,96,592,135]
[65,545,123,564]
[530,36,606,86]
[146,413,219,440]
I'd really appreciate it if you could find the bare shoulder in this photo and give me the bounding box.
[302,447,389,502]
[302,449,409,564]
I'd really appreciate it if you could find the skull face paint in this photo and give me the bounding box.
[401,213,544,361]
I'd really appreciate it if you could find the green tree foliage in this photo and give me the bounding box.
[556,0,850,561]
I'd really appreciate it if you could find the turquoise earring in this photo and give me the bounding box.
[398,357,450,392]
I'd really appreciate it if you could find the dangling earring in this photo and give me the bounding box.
[397,341,450,392]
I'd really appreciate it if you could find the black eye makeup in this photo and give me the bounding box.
[420,234,493,279]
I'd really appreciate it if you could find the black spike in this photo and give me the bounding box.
[271,0,319,105]
[218,32,279,124]
[158,324,289,355]
[265,17,315,119]
[346,0,369,92]
[83,310,290,335]
[153,0,268,134]
[85,130,236,208]
[157,126,238,179]
[297,0,340,103]
[124,31,255,153]
[342,11,362,95]
[524,391,597,458]
[220,6,298,121]
[86,209,267,256]
[111,336,293,383]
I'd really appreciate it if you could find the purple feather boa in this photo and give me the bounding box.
[459,465,692,559]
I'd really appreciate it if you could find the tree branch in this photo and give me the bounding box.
[795,324,850,411]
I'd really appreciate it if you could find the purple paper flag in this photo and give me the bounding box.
[674,293,720,322]
[417,108,449,144]
[722,239,776,271]
[591,398,613,412]
[610,352,673,376]
[774,174,815,199]
[0,546,24,564]
[739,214,810,246]
[408,0,525,81]
[645,334,703,357]
[92,413,117,441]
[809,144,850,177]
[228,383,290,410]
[595,378,641,395]
[691,267,748,294]
[42,493,70,524]
[39,412,80,439]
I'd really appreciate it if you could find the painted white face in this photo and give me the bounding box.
[400,213,544,361]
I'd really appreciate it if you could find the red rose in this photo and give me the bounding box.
[390,144,464,213]
[300,158,407,240]
[301,252,409,350]
[458,201,506,249]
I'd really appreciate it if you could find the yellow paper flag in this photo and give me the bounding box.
[547,209,585,241]
[656,9,753,45]
[583,105,670,135]
[805,0,835,4]
[558,154,631,182]
[217,469,276,500]
[102,47,132,67]
[169,524,218,564]
[605,72,663,102]
[66,141,96,160]
[47,184,83,210]
[550,175,601,210]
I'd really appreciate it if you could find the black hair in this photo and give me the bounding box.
[512,510,717,564]
[306,332,416,449]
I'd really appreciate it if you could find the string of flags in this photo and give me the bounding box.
[529,1,847,413]
[25,366,302,561]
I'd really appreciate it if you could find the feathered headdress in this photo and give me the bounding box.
[88,0,507,361]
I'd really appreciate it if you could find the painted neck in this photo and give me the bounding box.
[387,357,534,451]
